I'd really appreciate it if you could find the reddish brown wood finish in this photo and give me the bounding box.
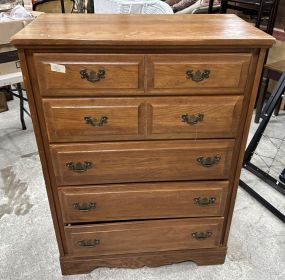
[50,140,235,186]
[12,14,274,276]
[147,54,251,94]
[58,181,228,223]
[64,218,224,256]
[43,96,243,142]
[34,53,144,96]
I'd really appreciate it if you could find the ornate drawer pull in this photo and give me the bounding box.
[192,231,212,240]
[193,197,216,206]
[80,68,105,83]
[196,155,221,168]
[181,113,204,125]
[186,69,210,82]
[66,161,92,173]
[78,239,100,248]
[84,116,108,127]
[73,202,96,211]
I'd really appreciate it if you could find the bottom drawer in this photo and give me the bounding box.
[64,218,223,257]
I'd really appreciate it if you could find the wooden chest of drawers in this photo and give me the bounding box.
[12,14,274,275]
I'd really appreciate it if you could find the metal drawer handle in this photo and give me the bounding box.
[192,231,213,240]
[84,116,108,127]
[73,202,96,211]
[66,161,92,173]
[196,155,221,168]
[186,69,210,82]
[80,68,105,83]
[181,113,204,125]
[193,197,216,206]
[78,239,100,248]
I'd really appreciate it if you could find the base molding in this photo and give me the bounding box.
[60,247,227,275]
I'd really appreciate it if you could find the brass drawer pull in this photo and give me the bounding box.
[186,69,210,82]
[181,113,204,125]
[66,161,92,173]
[80,68,105,83]
[196,155,221,168]
[192,231,212,240]
[84,116,108,127]
[193,197,216,206]
[78,239,100,248]
[73,202,96,211]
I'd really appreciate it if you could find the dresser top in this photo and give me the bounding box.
[11,14,275,48]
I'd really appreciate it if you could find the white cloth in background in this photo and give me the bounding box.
[0,5,32,22]
[176,0,220,14]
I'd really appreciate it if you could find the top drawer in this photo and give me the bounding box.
[34,54,144,96]
[147,53,251,94]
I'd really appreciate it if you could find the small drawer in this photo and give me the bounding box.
[34,53,144,96]
[42,98,143,142]
[50,140,234,186]
[147,53,251,94]
[149,95,243,139]
[58,181,228,223]
[64,218,224,256]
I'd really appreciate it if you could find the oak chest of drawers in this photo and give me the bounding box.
[12,14,274,275]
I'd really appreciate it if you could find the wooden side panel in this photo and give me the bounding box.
[58,181,228,223]
[50,140,235,186]
[64,218,224,257]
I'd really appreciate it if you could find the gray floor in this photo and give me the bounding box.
[0,98,284,280]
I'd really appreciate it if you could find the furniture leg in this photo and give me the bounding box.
[16,83,26,130]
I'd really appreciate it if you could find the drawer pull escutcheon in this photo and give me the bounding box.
[196,155,221,167]
[192,231,213,240]
[193,197,216,206]
[186,69,210,82]
[73,202,96,211]
[78,239,100,248]
[66,161,93,173]
[181,113,204,125]
[80,68,105,83]
[84,116,108,127]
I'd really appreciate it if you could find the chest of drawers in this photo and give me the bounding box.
[12,14,274,275]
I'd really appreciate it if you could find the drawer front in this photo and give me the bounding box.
[34,54,144,96]
[147,54,251,94]
[58,181,228,223]
[42,98,143,142]
[150,96,243,138]
[64,218,223,256]
[43,96,243,142]
[50,140,234,186]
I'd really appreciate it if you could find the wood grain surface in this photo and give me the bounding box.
[11,14,275,47]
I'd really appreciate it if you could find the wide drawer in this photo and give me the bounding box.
[34,53,144,96]
[64,218,224,256]
[147,53,251,94]
[58,181,228,223]
[50,140,234,186]
[43,96,243,142]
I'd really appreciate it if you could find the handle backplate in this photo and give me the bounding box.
[197,155,221,168]
[78,239,100,248]
[84,116,108,127]
[80,68,105,83]
[192,231,213,240]
[181,113,204,125]
[73,202,96,211]
[193,197,216,206]
[66,161,92,173]
[186,69,210,82]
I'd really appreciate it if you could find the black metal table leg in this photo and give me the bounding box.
[16,83,26,130]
